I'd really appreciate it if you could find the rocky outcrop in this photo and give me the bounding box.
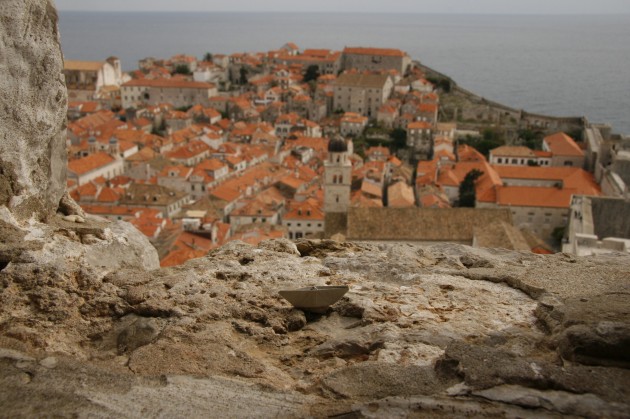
[1,239,629,417]
[0,0,68,222]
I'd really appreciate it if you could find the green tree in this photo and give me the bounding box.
[390,128,407,150]
[552,226,566,246]
[517,128,544,150]
[426,75,452,93]
[458,169,483,207]
[303,65,320,83]
[567,129,583,142]
[203,52,213,62]
[239,67,249,85]
[173,64,192,75]
[458,129,505,158]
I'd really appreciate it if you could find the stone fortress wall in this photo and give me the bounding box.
[415,61,586,134]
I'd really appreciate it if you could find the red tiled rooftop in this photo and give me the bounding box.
[543,132,584,157]
[343,47,406,57]
[68,152,116,175]
[123,78,215,89]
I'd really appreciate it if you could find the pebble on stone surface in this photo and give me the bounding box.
[62,215,85,223]
[40,356,58,369]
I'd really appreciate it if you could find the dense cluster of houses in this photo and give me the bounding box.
[63,42,625,264]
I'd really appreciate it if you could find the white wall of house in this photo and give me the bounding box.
[490,155,551,166]
[230,212,280,233]
[69,159,124,186]
[282,217,324,239]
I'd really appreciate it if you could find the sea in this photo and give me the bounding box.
[58,12,630,134]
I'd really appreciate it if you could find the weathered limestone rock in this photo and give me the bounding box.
[0,212,159,355]
[1,238,629,417]
[0,0,67,221]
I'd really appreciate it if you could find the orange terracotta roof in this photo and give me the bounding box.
[458,145,486,162]
[388,182,415,208]
[72,182,99,199]
[64,60,105,72]
[437,161,502,201]
[289,137,329,153]
[493,166,600,194]
[284,200,325,221]
[125,147,158,162]
[123,78,215,89]
[160,248,208,268]
[344,47,406,57]
[351,190,383,208]
[435,149,456,161]
[495,186,580,208]
[196,158,226,172]
[491,146,536,158]
[167,140,210,160]
[278,175,306,190]
[96,186,122,203]
[159,165,192,178]
[231,199,277,217]
[68,152,116,175]
[543,132,584,157]
[341,112,368,124]
[407,121,432,130]
[388,156,402,167]
[378,105,398,114]
[534,150,553,158]
[419,193,451,209]
[416,159,438,186]
[361,179,383,199]
[302,49,332,57]
[418,103,438,113]
[211,184,242,203]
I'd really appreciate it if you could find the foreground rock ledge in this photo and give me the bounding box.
[1,237,629,418]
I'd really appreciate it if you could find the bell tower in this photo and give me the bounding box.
[324,136,351,212]
[324,136,351,237]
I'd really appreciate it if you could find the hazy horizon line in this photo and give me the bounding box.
[57,10,630,16]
